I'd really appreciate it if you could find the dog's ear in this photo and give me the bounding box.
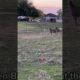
[69,0,73,4]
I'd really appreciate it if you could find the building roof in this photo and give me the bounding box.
[45,13,57,17]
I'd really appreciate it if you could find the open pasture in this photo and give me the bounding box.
[18,22,62,80]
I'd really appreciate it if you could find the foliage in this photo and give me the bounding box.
[17,0,43,17]
[57,9,62,19]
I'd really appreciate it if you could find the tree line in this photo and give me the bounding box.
[17,0,43,17]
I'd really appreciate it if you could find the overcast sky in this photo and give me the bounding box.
[30,0,62,14]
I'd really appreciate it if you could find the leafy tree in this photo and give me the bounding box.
[17,0,30,16]
[57,9,62,19]
[17,0,43,17]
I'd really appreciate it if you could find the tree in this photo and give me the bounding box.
[17,0,43,17]
[57,9,62,19]
[17,0,31,16]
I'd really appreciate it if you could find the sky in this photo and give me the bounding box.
[30,0,62,14]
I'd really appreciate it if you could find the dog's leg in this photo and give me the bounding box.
[49,29,52,35]
[51,31,52,35]
[74,17,78,26]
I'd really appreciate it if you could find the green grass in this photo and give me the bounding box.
[18,21,62,32]
[18,21,62,80]
[18,65,62,80]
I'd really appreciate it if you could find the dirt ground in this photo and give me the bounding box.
[18,31,62,39]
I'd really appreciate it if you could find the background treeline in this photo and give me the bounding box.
[17,0,43,17]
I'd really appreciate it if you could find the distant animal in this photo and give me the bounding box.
[49,27,61,35]
[69,0,80,25]
[48,60,55,65]
[39,56,46,63]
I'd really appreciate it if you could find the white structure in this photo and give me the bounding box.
[56,19,62,23]
[42,13,57,22]
[18,16,29,21]
[18,16,27,19]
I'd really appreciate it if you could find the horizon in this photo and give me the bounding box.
[30,0,62,14]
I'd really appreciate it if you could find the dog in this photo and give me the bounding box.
[49,27,61,35]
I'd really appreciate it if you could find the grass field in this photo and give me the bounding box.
[18,22,62,80]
